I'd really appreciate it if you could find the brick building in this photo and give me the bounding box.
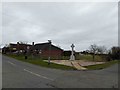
[9,42,32,53]
[34,42,63,59]
[5,41,63,59]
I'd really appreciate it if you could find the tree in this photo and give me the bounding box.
[89,44,98,61]
[97,46,107,54]
[89,44,107,61]
[111,47,120,60]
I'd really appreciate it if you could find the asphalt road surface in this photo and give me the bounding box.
[0,54,2,89]
[2,55,119,88]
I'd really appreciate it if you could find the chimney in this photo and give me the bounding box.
[17,42,20,54]
[17,42,19,45]
[32,42,34,46]
[32,42,34,50]
[48,40,52,44]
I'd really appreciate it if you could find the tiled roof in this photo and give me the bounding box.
[34,42,63,51]
[10,43,32,46]
[9,42,63,51]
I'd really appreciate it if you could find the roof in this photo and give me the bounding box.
[10,43,32,46]
[34,42,63,51]
[9,42,63,51]
[9,43,32,50]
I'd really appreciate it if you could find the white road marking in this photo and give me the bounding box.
[7,61,16,66]
[24,69,54,81]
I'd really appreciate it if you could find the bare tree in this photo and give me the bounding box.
[89,44,107,61]
[5,44,9,47]
[97,46,107,54]
[89,44,98,61]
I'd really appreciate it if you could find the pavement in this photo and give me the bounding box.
[71,61,87,70]
[2,55,119,88]
[44,60,105,70]
[48,60,105,66]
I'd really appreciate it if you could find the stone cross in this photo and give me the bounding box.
[70,44,75,60]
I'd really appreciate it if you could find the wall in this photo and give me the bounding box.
[41,50,63,60]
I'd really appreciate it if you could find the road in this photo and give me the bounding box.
[0,54,2,89]
[2,55,118,88]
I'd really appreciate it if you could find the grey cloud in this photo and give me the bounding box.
[2,2,118,51]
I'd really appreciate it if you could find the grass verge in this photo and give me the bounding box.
[4,54,76,70]
[84,60,120,70]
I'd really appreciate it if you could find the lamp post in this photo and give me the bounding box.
[17,42,20,55]
[48,40,51,65]
[32,42,34,59]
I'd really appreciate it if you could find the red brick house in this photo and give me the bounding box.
[34,42,63,59]
[9,42,32,53]
[8,41,63,59]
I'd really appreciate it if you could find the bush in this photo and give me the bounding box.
[106,47,120,61]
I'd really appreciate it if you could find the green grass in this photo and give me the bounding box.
[80,55,92,60]
[62,54,103,61]
[5,54,76,70]
[76,54,104,61]
[84,60,120,70]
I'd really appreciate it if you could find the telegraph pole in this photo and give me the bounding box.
[48,40,51,65]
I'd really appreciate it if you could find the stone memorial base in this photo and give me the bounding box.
[70,55,75,60]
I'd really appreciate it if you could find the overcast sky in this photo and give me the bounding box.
[2,2,118,51]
